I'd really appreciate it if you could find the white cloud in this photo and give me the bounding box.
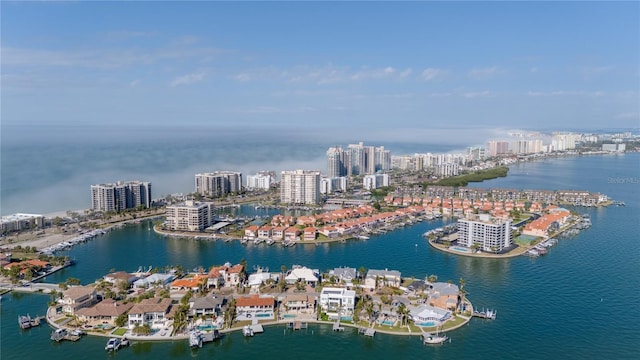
[421,68,447,81]
[228,106,317,114]
[399,68,413,78]
[616,112,639,119]
[129,79,141,87]
[468,66,499,80]
[170,72,205,87]
[235,73,251,82]
[463,90,492,98]
[527,90,606,97]
[581,65,614,75]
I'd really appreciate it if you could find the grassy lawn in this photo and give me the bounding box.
[112,328,127,336]
[441,316,467,330]
[54,317,67,324]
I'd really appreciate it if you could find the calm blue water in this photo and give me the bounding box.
[1,153,638,359]
[0,125,462,215]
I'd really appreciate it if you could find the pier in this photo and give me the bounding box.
[472,309,497,320]
[358,327,376,337]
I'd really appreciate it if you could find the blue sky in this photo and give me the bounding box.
[2,1,639,137]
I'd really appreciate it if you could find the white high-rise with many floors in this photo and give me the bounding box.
[91,181,152,212]
[195,171,243,198]
[246,171,275,190]
[165,200,215,231]
[457,214,511,252]
[280,170,321,205]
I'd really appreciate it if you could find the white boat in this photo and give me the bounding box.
[51,328,68,342]
[423,330,448,344]
[242,325,254,337]
[18,315,32,329]
[105,337,121,351]
[189,330,203,348]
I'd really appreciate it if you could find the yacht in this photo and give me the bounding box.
[189,330,203,348]
[105,337,121,351]
[242,325,254,337]
[423,331,448,345]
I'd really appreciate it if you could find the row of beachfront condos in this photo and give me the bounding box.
[54,264,459,331]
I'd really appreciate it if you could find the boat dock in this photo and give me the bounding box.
[291,321,308,330]
[472,309,497,320]
[358,327,376,337]
[18,314,45,329]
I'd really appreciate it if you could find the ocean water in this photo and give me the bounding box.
[0,125,463,215]
[1,152,638,359]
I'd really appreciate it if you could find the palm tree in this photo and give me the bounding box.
[396,303,407,326]
[458,278,467,312]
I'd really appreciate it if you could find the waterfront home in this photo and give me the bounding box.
[244,226,259,239]
[133,273,175,290]
[428,282,460,311]
[103,271,138,286]
[319,287,356,319]
[409,304,452,325]
[303,227,317,241]
[271,215,295,227]
[127,297,173,329]
[284,294,315,312]
[61,286,98,315]
[225,264,244,287]
[235,294,275,321]
[522,209,571,238]
[207,265,227,289]
[247,271,278,291]
[285,266,319,286]
[296,216,317,226]
[189,295,223,318]
[257,226,273,239]
[170,274,207,291]
[271,226,286,241]
[76,298,134,323]
[318,226,340,239]
[328,267,357,284]
[284,227,300,241]
[364,269,402,290]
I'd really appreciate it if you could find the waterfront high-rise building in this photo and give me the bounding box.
[195,171,243,198]
[320,177,348,194]
[246,171,276,190]
[326,147,346,178]
[363,174,390,190]
[165,200,215,231]
[91,181,152,212]
[327,142,391,176]
[457,214,512,252]
[280,170,321,205]
[487,141,510,157]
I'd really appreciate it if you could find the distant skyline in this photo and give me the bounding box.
[1,1,639,136]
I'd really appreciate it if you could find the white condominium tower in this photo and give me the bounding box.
[280,170,321,205]
[457,214,512,252]
[195,171,243,198]
[246,171,276,190]
[165,200,215,231]
[326,142,390,176]
[91,180,152,212]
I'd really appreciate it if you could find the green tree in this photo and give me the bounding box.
[115,313,128,327]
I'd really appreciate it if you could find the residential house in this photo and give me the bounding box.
[284,294,315,312]
[284,227,300,241]
[236,294,275,321]
[364,269,402,290]
[244,225,259,239]
[303,227,317,241]
[189,295,224,318]
[409,304,452,325]
[257,226,273,239]
[285,266,319,286]
[428,282,460,311]
[328,267,357,284]
[76,298,134,323]
[103,271,138,286]
[133,273,175,290]
[61,286,98,315]
[319,287,356,319]
[170,274,207,291]
[127,297,173,329]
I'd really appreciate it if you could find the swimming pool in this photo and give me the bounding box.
[380,320,395,326]
[416,321,436,327]
[197,325,217,331]
[256,313,272,318]
[340,316,353,321]
[283,314,296,319]
[452,246,472,253]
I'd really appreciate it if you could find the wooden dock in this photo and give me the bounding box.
[472,309,497,320]
[358,327,375,337]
